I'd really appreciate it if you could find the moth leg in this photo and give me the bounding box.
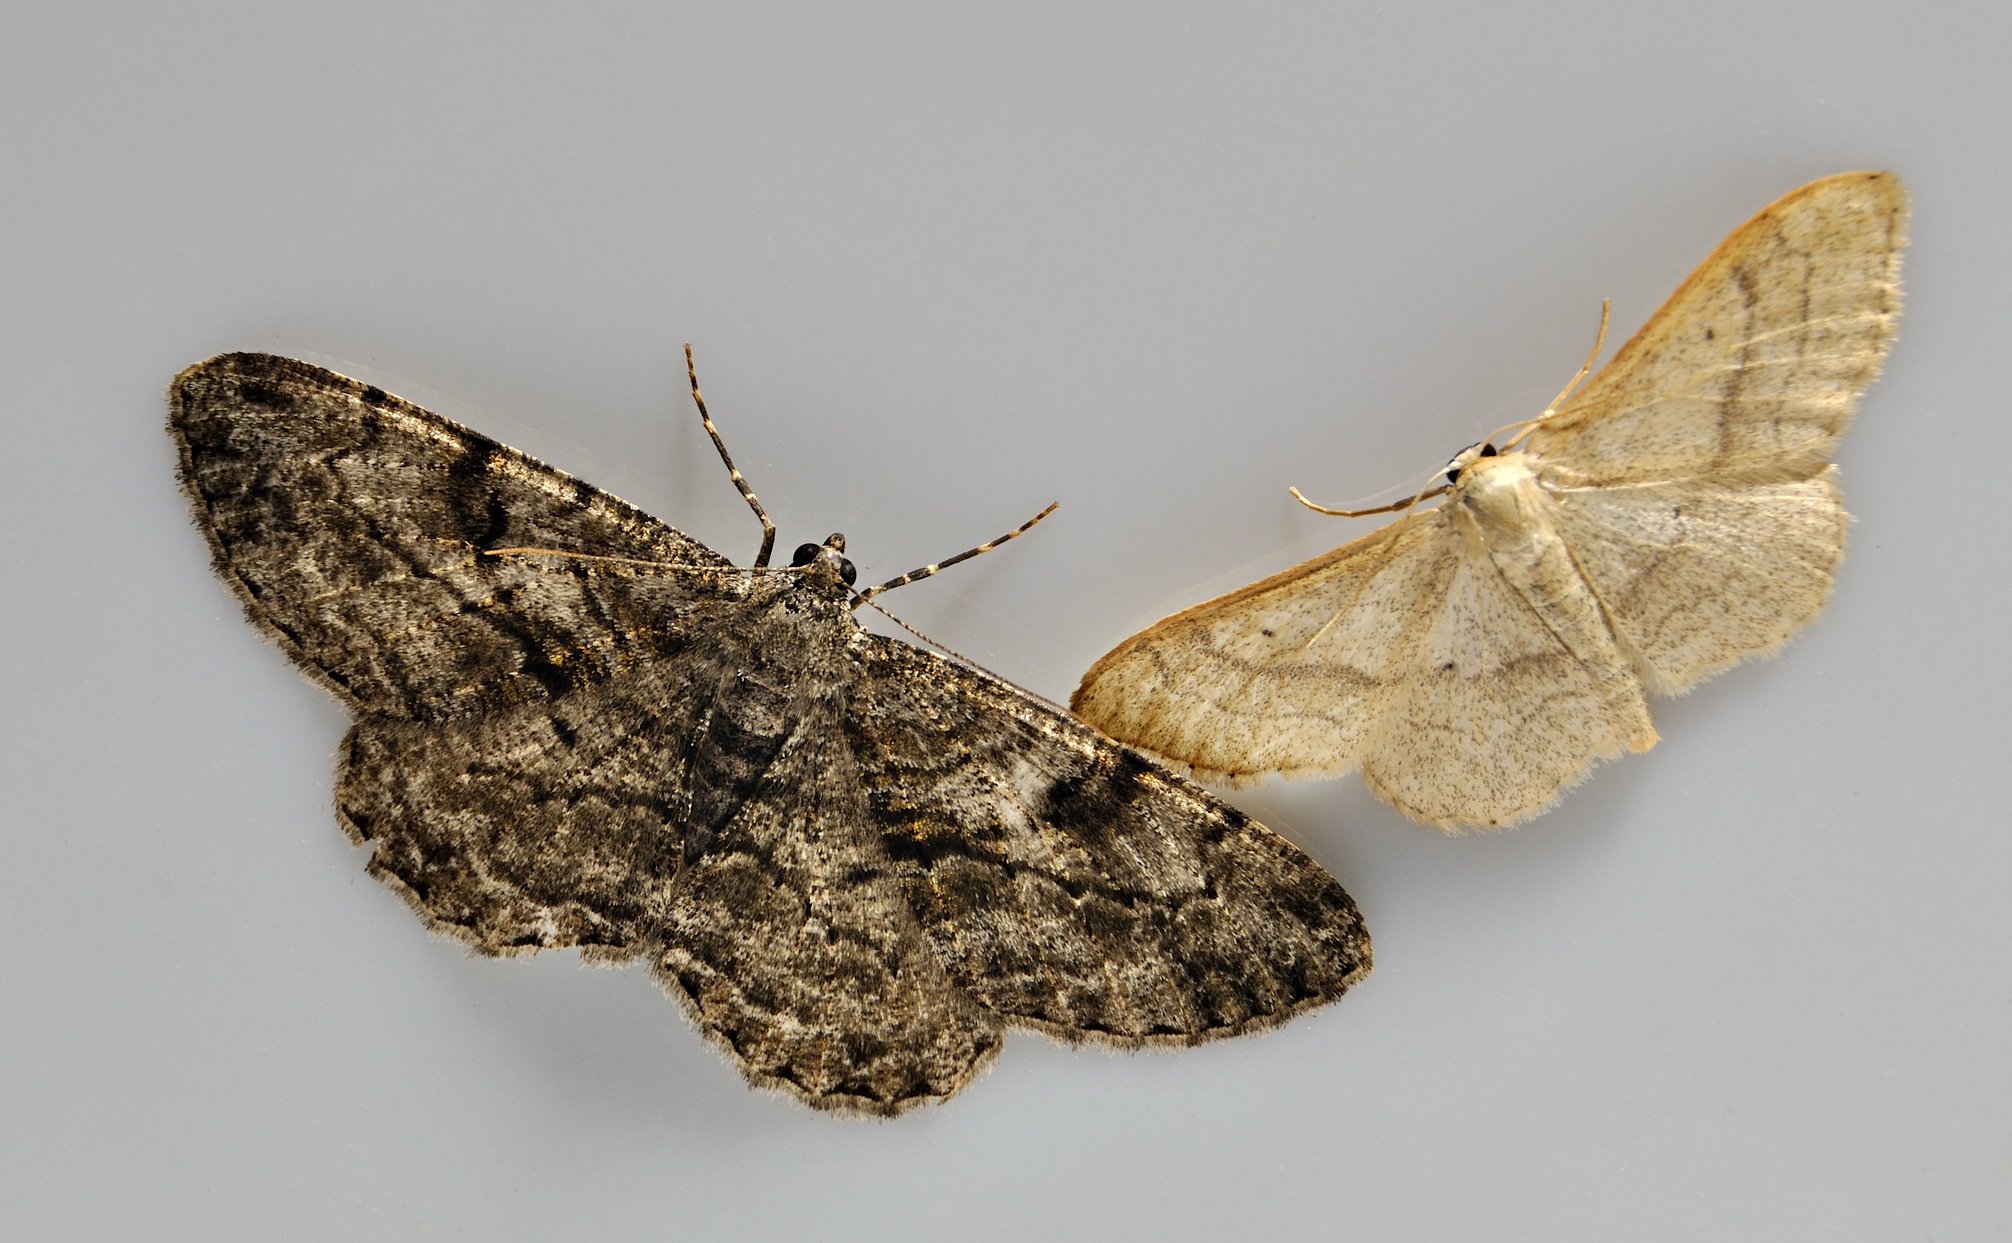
[683,343,777,568]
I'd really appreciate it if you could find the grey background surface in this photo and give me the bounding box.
[3,3,2006,1239]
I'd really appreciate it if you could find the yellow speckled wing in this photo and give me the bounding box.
[1072,509,1651,827]
[1528,171,1906,488]
[1073,513,1452,787]
[1546,472,1848,696]
[1526,172,1902,695]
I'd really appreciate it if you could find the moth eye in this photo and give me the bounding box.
[790,543,822,567]
[1446,441,1500,484]
[839,558,857,587]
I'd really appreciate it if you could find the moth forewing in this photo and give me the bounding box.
[1526,171,1906,486]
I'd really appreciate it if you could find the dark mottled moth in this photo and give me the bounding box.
[172,351,1370,1115]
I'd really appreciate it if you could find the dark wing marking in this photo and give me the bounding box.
[170,352,737,720]
[847,633,1371,1045]
[657,687,1004,1116]
[336,663,744,958]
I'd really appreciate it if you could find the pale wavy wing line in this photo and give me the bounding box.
[1554,340,1888,442]
[1621,334,1892,402]
[1073,511,1460,785]
[1547,473,1847,696]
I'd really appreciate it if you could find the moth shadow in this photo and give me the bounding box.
[427,943,809,1139]
[1225,750,1649,940]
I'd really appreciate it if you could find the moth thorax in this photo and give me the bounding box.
[1450,451,1545,545]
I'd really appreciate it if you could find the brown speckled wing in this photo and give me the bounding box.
[170,352,735,720]
[850,633,1370,1045]
[171,352,1370,1116]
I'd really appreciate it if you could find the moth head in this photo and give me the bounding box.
[1443,441,1498,485]
[790,533,858,590]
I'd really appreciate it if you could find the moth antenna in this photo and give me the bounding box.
[1500,298,1612,450]
[857,595,954,650]
[684,343,778,568]
[1467,299,1612,455]
[857,596,1074,716]
[1289,483,1450,518]
[855,502,1059,603]
[1301,300,1611,519]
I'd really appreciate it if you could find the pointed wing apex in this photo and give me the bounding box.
[1529,171,1907,487]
